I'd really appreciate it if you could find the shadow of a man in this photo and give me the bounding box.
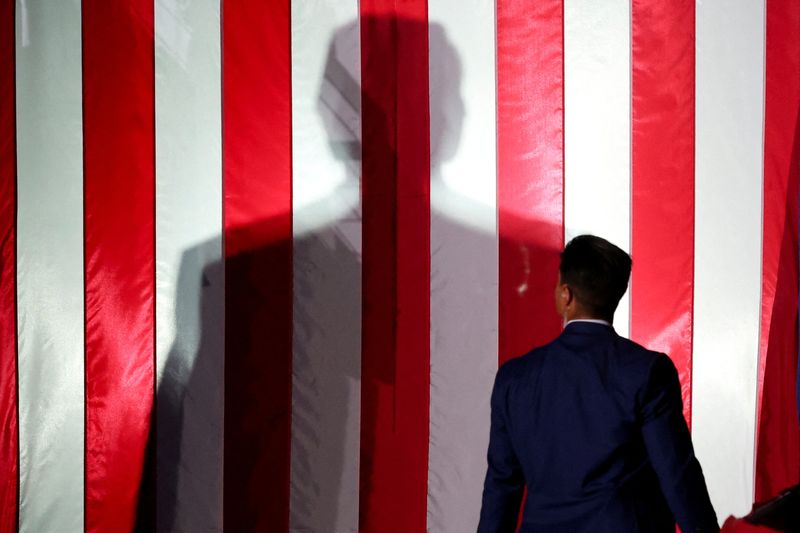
[136,12,561,533]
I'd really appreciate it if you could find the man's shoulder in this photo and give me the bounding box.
[615,334,665,359]
[496,331,672,385]
[495,341,557,384]
[616,335,672,369]
[602,337,682,404]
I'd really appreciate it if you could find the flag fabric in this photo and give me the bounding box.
[1,1,800,532]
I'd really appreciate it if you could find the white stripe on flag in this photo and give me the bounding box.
[427,1,498,530]
[564,0,632,336]
[693,0,765,519]
[155,0,223,530]
[15,1,84,531]
[290,2,361,531]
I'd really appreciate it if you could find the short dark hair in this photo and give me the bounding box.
[559,235,632,319]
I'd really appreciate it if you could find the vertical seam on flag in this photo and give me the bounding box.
[424,0,431,509]
[14,122,19,533]
[493,0,499,313]
[391,11,400,433]
[690,0,696,427]
[686,2,697,433]
[689,0,696,425]
[493,0,499,364]
[689,41,696,431]
[14,177,19,533]
[12,0,20,527]
[628,0,634,335]
[80,9,88,528]
[217,5,225,529]
[286,5,294,528]
[560,0,565,246]
[150,11,158,526]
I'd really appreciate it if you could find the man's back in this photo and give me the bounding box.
[478,321,719,532]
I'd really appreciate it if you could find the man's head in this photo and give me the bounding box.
[555,234,632,323]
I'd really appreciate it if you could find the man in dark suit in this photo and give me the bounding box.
[478,235,719,532]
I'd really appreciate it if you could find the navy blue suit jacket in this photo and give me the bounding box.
[478,322,719,532]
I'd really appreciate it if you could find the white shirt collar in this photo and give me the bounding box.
[565,318,612,327]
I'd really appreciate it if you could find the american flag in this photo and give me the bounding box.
[1,0,799,532]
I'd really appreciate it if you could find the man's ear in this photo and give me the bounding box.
[563,285,574,308]
[558,283,573,308]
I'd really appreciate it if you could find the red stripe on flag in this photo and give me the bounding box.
[359,4,431,531]
[81,1,156,531]
[755,0,800,501]
[496,0,564,365]
[0,0,18,531]
[222,0,293,530]
[496,4,564,527]
[630,0,695,424]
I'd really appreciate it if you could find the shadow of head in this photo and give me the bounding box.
[318,16,464,168]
